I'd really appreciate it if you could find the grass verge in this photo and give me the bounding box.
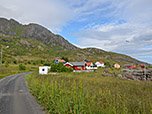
[0,64,38,79]
[26,72,152,114]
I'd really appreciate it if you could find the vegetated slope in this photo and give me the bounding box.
[0,18,148,65]
[0,18,78,50]
[26,72,152,113]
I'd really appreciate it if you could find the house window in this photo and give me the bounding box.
[42,69,45,71]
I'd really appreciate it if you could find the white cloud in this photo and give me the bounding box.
[0,0,74,32]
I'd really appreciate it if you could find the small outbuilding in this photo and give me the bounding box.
[113,63,121,69]
[39,66,51,75]
[95,61,105,68]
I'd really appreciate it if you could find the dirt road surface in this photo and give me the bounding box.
[0,72,45,114]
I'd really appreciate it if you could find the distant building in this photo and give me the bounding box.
[55,59,66,64]
[140,64,146,68]
[39,66,51,75]
[124,64,136,69]
[95,61,105,68]
[83,60,89,63]
[113,63,121,69]
[86,62,97,70]
[65,62,86,70]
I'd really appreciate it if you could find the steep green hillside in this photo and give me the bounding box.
[0,18,78,50]
[0,18,148,65]
[0,34,147,65]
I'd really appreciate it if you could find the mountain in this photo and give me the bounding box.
[0,18,149,65]
[0,18,78,50]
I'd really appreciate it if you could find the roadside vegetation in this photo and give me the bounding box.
[26,72,152,114]
[0,64,37,79]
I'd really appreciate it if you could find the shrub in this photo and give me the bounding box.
[2,60,5,64]
[50,62,73,72]
[43,62,51,66]
[13,60,17,64]
[104,61,111,68]
[19,64,26,70]
[5,62,9,67]
[61,57,69,62]
[27,61,31,64]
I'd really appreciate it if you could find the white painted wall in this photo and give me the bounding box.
[86,66,97,70]
[95,62,105,68]
[39,66,51,75]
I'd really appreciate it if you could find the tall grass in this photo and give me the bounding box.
[26,72,152,114]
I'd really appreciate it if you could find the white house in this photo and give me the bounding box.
[95,61,105,68]
[39,66,51,75]
[86,62,97,70]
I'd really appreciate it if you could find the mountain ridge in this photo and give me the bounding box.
[0,18,78,50]
[0,17,149,65]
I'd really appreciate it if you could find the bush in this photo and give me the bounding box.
[43,62,51,66]
[5,62,9,67]
[61,57,69,62]
[50,62,73,72]
[13,60,17,64]
[27,61,31,64]
[19,64,26,70]
[2,60,5,64]
[104,61,111,68]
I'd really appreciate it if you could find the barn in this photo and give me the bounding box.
[65,62,86,70]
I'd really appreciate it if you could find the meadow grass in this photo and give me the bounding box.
[0,64,38,79]
[26,72,152,114]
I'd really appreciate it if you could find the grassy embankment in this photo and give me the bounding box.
[0,64,38,79]
[26,71,152,114]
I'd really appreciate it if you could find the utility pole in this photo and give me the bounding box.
[1,46,9,72]
[1,47,3,72]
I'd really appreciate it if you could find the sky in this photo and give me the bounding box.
[0,0,152,64]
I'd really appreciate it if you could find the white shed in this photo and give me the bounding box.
[95,61,105,68]
[39,66,51,75]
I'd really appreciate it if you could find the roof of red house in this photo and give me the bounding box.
[86,62,92,66]
[65,62,86,66]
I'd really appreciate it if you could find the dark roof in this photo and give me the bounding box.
[123,64,134,67]
[68,62,86,66]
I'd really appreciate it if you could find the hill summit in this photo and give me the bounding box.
[0,18,78,50]
[0,17,149,65]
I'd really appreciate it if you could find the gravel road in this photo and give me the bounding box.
[0,72,45,114]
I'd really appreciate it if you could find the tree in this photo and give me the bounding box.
[43,62,51,66]
[61,57,69,62]
[50,62,73,72]
[19,64,26,70]
[13,60,17,64]
[104,61,111,68]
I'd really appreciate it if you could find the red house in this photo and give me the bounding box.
[65,62,86,70]
[124,64,136,69]
[140,64,146,68]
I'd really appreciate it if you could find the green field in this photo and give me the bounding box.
[26,72,152,114]
[0,64,38,79]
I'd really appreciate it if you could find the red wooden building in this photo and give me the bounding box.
[65,62,86,70]
[124,64,136,69]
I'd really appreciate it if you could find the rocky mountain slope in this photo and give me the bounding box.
[0,18,149,65]
[0,18,78,50]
